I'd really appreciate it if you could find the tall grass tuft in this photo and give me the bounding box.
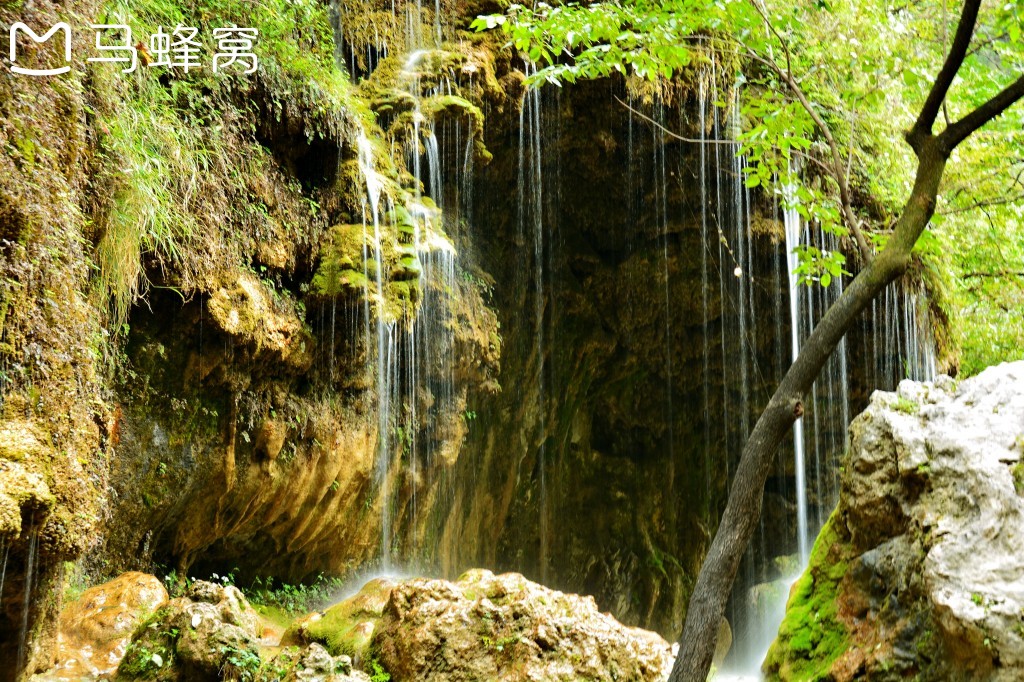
[95,75,205,330]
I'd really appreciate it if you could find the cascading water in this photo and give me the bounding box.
[783,181,810,567]
[338,0,478,570]
[518,61,552,582]
[687,68,938,677]
[333,8,941,670]
[16,523,38,673]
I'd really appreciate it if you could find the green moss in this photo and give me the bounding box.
[253,603,295,631]
[368,657,391,682]
[422,95,492,162]
[893,396,919,415]
[287,578,393,659]
[311,225,377,296]
[393,255,422,281]
[388,206,415,229]
[764,510,851,681]
[1012,462,1024,496]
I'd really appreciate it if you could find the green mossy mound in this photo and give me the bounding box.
[284,577,395,662]
[764,510,852,681]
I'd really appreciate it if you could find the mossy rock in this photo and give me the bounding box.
[284,577,396,663]
[320,225,371,270]
[385,281,419,314]
[422,95,492,162]
[371,89,418,117]
[0,420,51,463]
[392,255,422,282]
[763,510,852,681]
[0,456,56,538]
[312,225,382,297]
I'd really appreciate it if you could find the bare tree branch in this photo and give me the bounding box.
[939,192,1024,216]
[613,95,838,180]
[907,0,982,149]
[939,74,1024,152]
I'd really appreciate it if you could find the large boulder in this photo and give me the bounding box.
[291,569,676,681]
[284,576,395,665]
[38,572,168,680]
[765,362,1024,681]
[115,581,261,681]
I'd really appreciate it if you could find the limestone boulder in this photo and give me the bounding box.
[39,572,168,680]
[115,581,261,681]
[294,569,675,682]
[766,362,1024,680]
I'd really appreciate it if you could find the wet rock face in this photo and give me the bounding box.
[766,362,1024,681]
[294,569,675,682]
[96,32,503,583]
[0,0,109,674]
[434,70,797,639]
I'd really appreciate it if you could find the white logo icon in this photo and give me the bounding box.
[9,22,72,76]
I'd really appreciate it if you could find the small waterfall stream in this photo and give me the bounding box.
[783,192,810,566]
[339,1,479,570]
[16,523,38,673]
[688,68,938,677]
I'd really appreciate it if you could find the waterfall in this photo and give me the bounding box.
[347,21,475,566]
[654,101,677,486]
[783,195,809,566]
[343,28,940,672]
[355,131,397,564]
[17,524,38,673]
[519,62,550,583]
[694,74,935,676]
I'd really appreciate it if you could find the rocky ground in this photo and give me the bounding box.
[34,569,681,681]
[765,361,1024,681]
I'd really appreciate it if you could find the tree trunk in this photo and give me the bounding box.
[668,144,949,682]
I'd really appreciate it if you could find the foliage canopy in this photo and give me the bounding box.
[474,0,1024,375]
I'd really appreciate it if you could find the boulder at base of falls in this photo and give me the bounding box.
[114,580,262,681]
[288,569,676,681]
[764,362,1024,681]
[112,579,367,682]
[31,572,168,680]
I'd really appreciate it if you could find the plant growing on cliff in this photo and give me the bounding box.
[368,657,391,682]
[475,1,1024,678]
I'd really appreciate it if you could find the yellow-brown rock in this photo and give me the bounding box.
[46,573,167,679]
